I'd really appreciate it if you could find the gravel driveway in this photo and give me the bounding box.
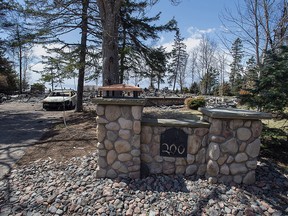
[0,100,71,179]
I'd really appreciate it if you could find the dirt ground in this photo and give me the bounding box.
[15,105,199,167]
[16,111,98,166]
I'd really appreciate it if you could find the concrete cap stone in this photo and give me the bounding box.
[199,108,272,120]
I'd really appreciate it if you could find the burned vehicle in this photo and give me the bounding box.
[42,89,77,110]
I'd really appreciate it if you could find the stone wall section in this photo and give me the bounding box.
[95,104,144,179]
[205,116,263,184]
[93,100,271,185]
[140,126,209,177]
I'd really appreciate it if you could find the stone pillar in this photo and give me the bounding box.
[199,108,272,184]
[94,98,146,179]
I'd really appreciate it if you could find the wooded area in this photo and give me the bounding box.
[0,0,287,113]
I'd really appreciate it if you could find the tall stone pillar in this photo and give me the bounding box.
[94,98,146,179]
[199,108,272,184]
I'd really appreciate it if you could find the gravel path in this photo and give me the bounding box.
[1,153,287,216]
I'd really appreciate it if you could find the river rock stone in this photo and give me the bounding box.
[141,126,152,144]
[97,125,106,142]
[187,154,195,164]
[246,160,257,169]
[229,120,243,130]
[237,128,252,141]
[186,165,198,176]
[230,163,248,175]
[150,162,162,173]
[133,121,141,134]
[246,139,261,158]
[176,166,186,174]
[220,138,238,154]
[194,128,209,136]
[104,140,113,150]
[121,106,132,119]
[243,171,255,184]
[118,153,132,162]
[207,160,219,176]
[119,129,131,140]
[131,135,140,148]
[187,135,201,154]
[131,149,140,157]
[209,135,226,143]
[118,118,133,129]
[115,140,131,153]
[96,167,106,178]
[251,120,263,137]
[163,162,175,175]
[132,106,142,120]
[105,105,121,121]
[107,131,118,142]
[197,164,207,176]
[217,154,228,165]
[208,142,220,160]
[98,156,108,168]
[96,116,108,124]
[235,153,248,163]
[220,164,229,175]
[106,122,120,131]
[196,149,206,164]
[96,105,105,115]
[233,175,242,184]
[141,153,153,163]
[106,169,118,178]
[210,119,222,135]
[107,150,117,165]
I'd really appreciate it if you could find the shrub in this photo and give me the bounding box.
[185,97,206,110]
[184,97,193,107]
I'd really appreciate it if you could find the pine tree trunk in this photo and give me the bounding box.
[97,0,123,86]
[75,0,89,112]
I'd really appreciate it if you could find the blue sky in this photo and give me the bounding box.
[148,0,238,43]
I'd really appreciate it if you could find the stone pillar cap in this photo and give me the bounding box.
[199,107,272,120]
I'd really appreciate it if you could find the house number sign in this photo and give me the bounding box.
[160,128,188,157]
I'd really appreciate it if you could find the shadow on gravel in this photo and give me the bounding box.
[124,157,288,215]
[0,112,54,180]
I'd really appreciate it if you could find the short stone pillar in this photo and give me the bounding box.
[93,98,146,179]
[199,108,272,184]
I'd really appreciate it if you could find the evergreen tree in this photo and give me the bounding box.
[200,66,219,95]
[243,56,258,90]
[0,49,17,94]
[23,0,101,111]
[96,0,180,87]
[251,46,288,114]
[119,0,176,83]
[6,21,35,93]
[145,46,168,89]
[168,30,188,92]
[189,82,200,94]
[229,38,244,95]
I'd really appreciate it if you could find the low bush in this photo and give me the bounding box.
[185,97,206,110]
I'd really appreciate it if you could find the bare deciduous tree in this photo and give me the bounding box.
[220,0,288,68]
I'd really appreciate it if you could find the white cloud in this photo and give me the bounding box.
[184,37,201,52]
[187,26,216,39]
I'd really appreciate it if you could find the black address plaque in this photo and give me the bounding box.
[160,128,188,157]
